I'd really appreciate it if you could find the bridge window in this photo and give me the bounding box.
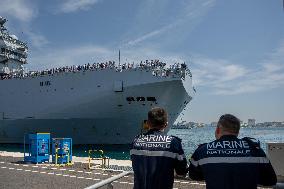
[126,97,135,101]
[147,97,156,102]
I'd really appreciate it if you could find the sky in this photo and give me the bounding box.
[0,0,283,123]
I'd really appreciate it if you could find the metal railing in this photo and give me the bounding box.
[84,171,133,189]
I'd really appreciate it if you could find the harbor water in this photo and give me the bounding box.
[1,127,284,160]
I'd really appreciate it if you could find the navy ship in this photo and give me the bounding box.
[0,16,195,144]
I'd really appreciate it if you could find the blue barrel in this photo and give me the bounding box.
[24,133,50,163]
[52,138,72,164]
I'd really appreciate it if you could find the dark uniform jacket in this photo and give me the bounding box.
[188,135,277,189]
[131,129,187,189]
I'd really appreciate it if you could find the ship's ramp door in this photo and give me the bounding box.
[113,80,123,92]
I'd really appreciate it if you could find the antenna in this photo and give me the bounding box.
[119,50,121,65]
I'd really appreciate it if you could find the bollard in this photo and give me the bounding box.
[88,150,110,169]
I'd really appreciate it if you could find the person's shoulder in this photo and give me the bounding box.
[198,142,207,149]
[242,137,268,156]
[168,135,184,152]
[132,133,145,141]
[242,137,262,150]
[190,142,208,161]
[170,135,182,142]
[133,133,142,138]
[193,139,219,157]
[193,142,208,153]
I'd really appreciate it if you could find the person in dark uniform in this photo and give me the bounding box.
[131,107,187,189]
[188,114,277,189]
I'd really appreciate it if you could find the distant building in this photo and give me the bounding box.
[211,122,218,127]
[248,119,256,127]
[254,121,284,127]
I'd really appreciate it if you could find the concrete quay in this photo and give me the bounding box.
[0,152,273,189]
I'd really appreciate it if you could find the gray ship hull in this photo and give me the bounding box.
[0,69,193,144]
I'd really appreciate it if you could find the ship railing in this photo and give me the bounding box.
[0,61,192,81]
[150,66,192,79]
[84,171,133,189]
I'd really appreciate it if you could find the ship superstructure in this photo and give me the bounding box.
[0,16,27,77]
[0,17,195,144]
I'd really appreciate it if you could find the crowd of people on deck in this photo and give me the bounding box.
[0,60,190,80]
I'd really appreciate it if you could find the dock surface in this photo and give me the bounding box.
[0,156,272,189]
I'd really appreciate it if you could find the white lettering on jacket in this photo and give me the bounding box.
[134,135,173,149]
[206,140,250,155]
